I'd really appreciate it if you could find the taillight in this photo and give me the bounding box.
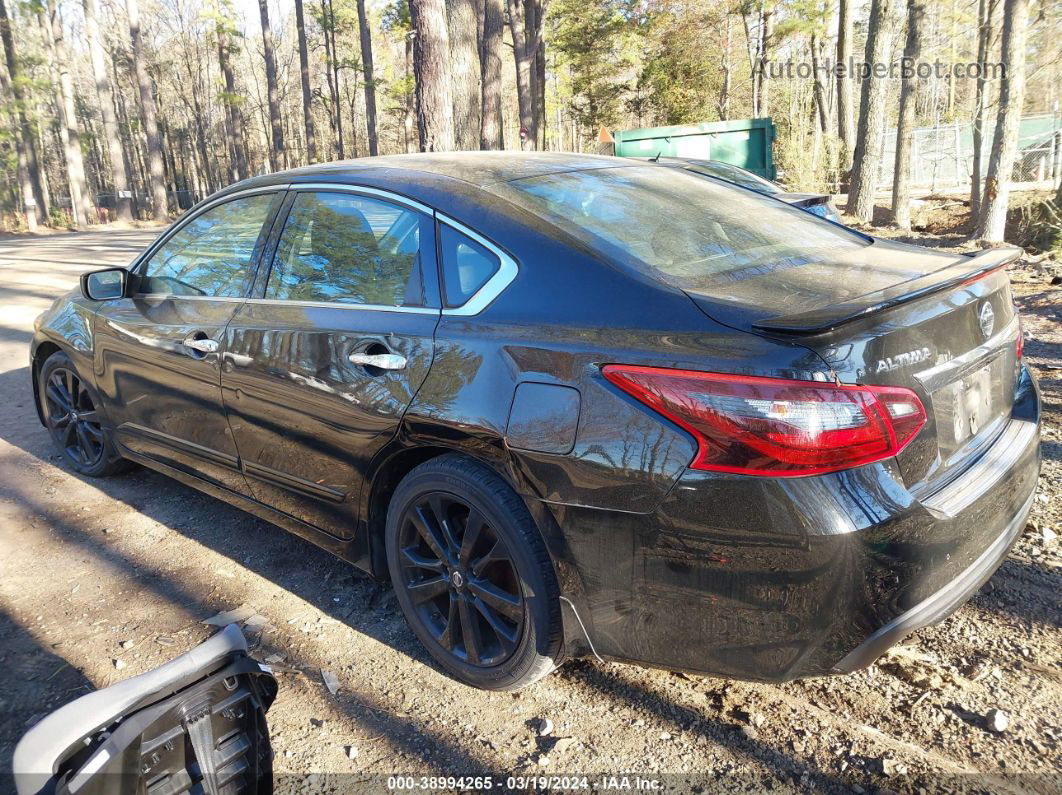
[601,365,926,476]
[1016,314,1024,359]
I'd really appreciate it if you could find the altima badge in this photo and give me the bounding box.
[875,347,932,374]
[979,302,995,339]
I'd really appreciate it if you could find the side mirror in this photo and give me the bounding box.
[80,267,128,301]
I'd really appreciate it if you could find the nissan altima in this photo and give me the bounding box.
[31,153,1040,690]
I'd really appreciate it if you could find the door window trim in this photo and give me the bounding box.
[253,184,441,315]
[128,185,289,300]
[434,215,518,317]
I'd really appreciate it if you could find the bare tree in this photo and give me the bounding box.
[44,0,93,226]
[0,0,46,229]
[480,0,503,149]
[835,0,856,174]
[969,0,997,220]
[216,4,249,181]
[83,0,132,221]
[294,0,317,162]
[409,0,454,151]
[449,0,480,150]
[126,0,168,220]
[356,0,380,156]
[890,0,926,229]
[258,0,285,170]
[846,0,901,223]
[507,0,547,149]
[976,0,1029,242]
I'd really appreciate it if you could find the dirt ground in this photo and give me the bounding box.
[0,222,1059,794]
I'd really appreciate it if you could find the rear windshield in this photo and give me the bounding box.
[489,165,868,292]
[681,161,782,194]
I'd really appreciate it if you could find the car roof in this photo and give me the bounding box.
[237,151,633,191]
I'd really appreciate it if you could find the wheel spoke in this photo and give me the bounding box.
[407,575,449,605]
[436,594,458,651]
[75,423,97,462]
[82,423,104,441]
[458,509,485,565]
[401,545,444,572]
[46,382,72,414]
[64,370,75,400]
[468,578,522,622]
[78,410,99,424]
[61,421,77,448]
[428,495,460,555]
[457,597,483,665]
[473,596,518,654]
[471,539,512,578]
[410,506,450,564]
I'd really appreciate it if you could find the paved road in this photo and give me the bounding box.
[0,228,1059,793]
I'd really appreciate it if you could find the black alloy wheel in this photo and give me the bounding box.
[397,492,524,667]
[39,352,127,477]
[386,454,562,690]
[44,367,105,469]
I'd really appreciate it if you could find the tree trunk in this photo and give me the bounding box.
[846,0,901,223]
[479,0,503,149]
[891,0,926,229]
[127,0,168,219]
[409,0,454,151]
[507,0,539,148]
[83,0,131,221]
[449,0,480,150]
[217,13,249,181]
[836,0,856,175]
[47,0,94,225]
[975,0,1028,242]
[0,0,46,228]
[757,8,772,117]
[294,0,317,163]
[534,0,546,149]
[969,0,993,221]
[258,0,285,171]
[718,14,732,121]
[356,0,379,156]
[404,33,415,152]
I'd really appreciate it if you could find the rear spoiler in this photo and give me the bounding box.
[751,247,1023,335]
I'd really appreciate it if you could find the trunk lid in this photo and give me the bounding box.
[686,241,1024,488]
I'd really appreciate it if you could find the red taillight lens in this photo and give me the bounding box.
[601,366,926,476]
[1016,314,1024,359]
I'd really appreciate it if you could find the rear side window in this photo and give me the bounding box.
[266,191,431,307]
[439,224,499,307]
[138,194,276,297]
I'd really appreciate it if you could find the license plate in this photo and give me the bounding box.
[954,364,994,442]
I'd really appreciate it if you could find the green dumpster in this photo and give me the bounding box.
[612,118,777,180]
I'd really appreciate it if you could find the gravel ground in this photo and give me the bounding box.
[0,227,1058,794]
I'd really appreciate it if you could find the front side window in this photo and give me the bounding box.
[138,193,276,297]
[266,191,429,307]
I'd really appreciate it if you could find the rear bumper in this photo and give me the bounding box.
[557,366,1041,680]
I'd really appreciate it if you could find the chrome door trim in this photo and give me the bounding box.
[241,298,440,315]
[436,214,519,317]
[288,182,434,216]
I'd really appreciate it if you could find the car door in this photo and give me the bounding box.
[221,186,440,540]
[93,189,283,493]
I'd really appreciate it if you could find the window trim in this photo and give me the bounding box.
[436,214,518,317]
[257,184,441,314]
[129,185,289,300]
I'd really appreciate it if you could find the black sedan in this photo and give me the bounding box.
[31,153,1039,690]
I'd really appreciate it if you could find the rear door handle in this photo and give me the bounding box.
[348,353,407,370]
[183,336,219,354]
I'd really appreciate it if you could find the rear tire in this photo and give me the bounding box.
[385,454,563,690]
[39,351,128,477]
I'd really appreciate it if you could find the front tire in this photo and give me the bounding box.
[385,454,563,690]
[39,351,127,477]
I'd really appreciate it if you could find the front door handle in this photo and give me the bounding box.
[183,335,219,354]
[348,352,407,370]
